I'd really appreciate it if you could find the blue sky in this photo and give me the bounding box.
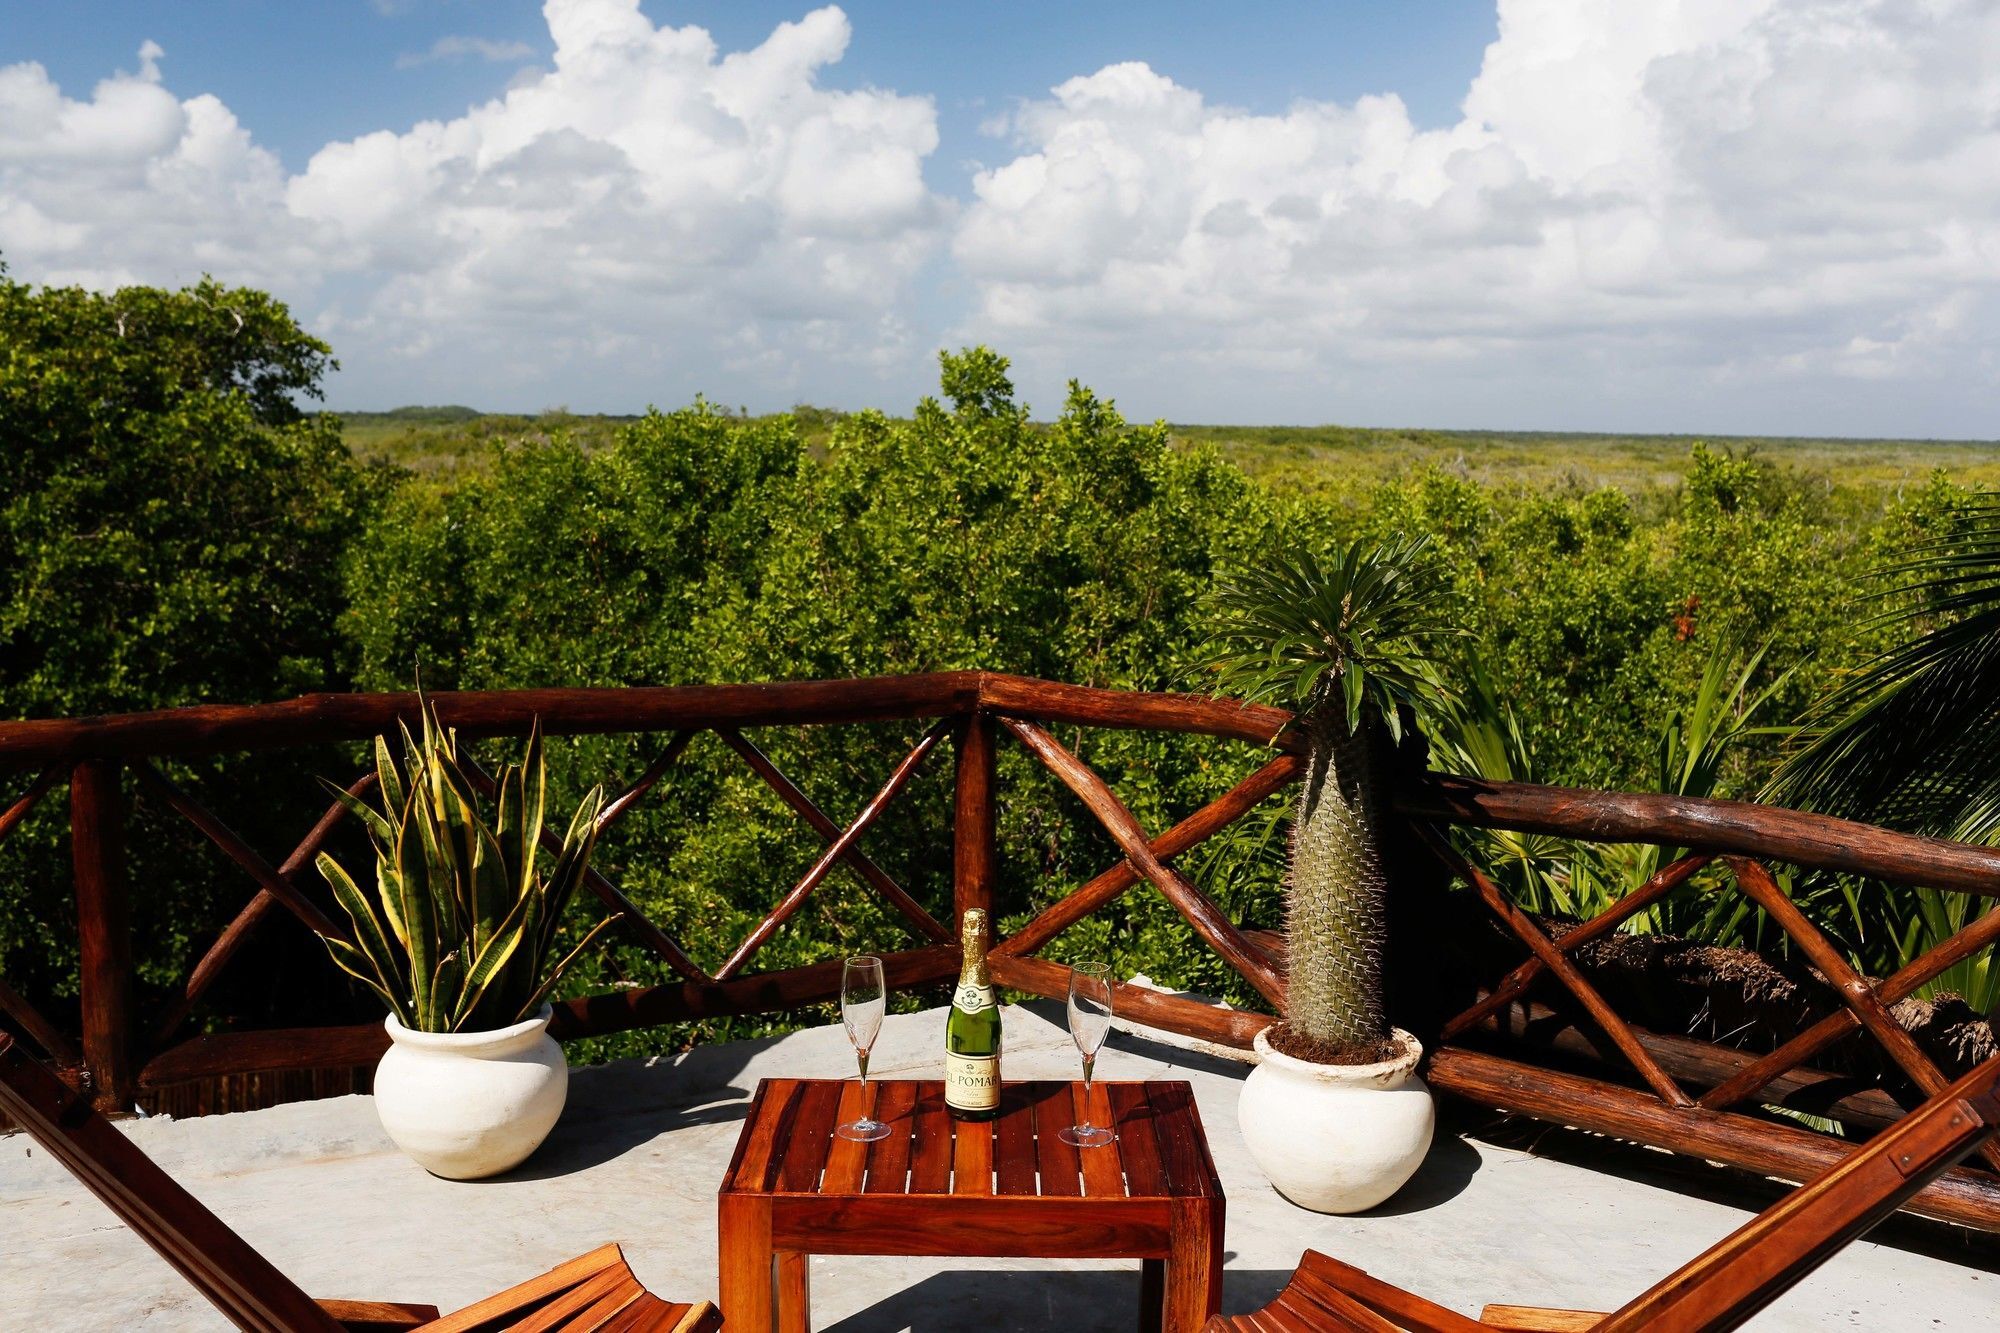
[2,1,1997,437]
[0,3,1497,176]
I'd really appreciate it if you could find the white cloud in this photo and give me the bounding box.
[396,37,540,70]
[0,40,312,293]
[2,1,1999,432]
[952,0,2000,432]
[0,2,946,408]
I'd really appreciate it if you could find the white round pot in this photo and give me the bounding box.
[374,1004,567,1180]
[1239,1026,1434,1214]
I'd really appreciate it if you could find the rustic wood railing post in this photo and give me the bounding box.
[72,759,134,1112]
[953,711,997,934]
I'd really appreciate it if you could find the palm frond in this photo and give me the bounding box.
[1196,535,1464,733]
[1771,494,2000,834]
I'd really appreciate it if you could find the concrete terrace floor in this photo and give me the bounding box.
[3,1005,1997,1330]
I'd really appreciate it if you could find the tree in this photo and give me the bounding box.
[0,271,364,717]
[0,270,367,1016]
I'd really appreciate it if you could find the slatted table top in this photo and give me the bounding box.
[721,1078,1222,1202]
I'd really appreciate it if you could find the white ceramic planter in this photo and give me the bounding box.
[373,1004,567,1180]
[1239,1026,1434,1214]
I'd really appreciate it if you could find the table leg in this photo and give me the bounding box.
[1162,1197,1223,1333]
[777,1251,810,1333]
[1139,1258,1165,1331]
[719,1194,776,1333]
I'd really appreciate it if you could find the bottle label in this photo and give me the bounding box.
[952,982,996,1014]
[945,1051,999,1110]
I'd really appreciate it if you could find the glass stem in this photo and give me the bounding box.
[1081,1051,1095,1127]
[857,1047,870,1092]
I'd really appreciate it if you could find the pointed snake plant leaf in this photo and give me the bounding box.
[316,850,407,1000]
[427,950,464,1033]
[373,733,405,825]
[518,913,621,1022]
[375,851,409,951]
[519,722,547,901]
[323,937,412,1027]
[453,889,538,1028]
[540,787,604,958]
[394,799,436,1024]
[470,818,511,955]
[318,776,393,852]
[496,756,525,902]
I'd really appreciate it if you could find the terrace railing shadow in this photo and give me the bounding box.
[1,671,1996,1231]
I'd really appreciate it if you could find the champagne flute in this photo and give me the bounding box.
[836,954,892,1142]
[1059,961,1115,1148]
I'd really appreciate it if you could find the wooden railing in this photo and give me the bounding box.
[1,672,1997,1232]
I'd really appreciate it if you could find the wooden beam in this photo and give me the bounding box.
[997,716,1288,1011]
[719,729,948,944]
[1440,854,1711,1042]
[72,759,134,1111]
[714,720,950,981]
[1476,995,1915,1134]
[0,672,1298,764]
[461,753,712,985]
[0,762,62,844]
[1399,773,2000,897]
[553,945,962,1040]
[594,731,695,835]
[1701,898,2000,1113]
[153,772,376,1045]
[987,953,1273,1051]
[132,761,345,940]
[0,971,77,1065]
[1418,826,1691,1108]
[998,751,1301,960]
[1426,1045,2000,1232]
[952,712,997,933]
[1725,857,2000,1175]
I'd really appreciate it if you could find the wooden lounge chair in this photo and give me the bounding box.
[1209,1052,2000,1332]
[0,1032,720,1333]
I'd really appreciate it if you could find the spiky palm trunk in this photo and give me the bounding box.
[1285,710,1391,1051]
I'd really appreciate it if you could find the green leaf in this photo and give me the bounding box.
[318,775,392,851]
[427,950,464,1032]
[394,800,437,1024]
[373,733,406,821]
[518,913,621,1022]
[454,888,539,1029]
[323,937,411,1026]
[316,851,407,1002]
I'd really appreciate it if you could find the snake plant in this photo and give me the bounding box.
[1200,537,1460,1060]
[314,701,617,1033]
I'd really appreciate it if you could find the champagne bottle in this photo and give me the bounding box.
[945,907,1001,1121]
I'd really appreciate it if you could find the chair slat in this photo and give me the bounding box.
[1209,1057,2000,1333]
[0,1033,342,1333]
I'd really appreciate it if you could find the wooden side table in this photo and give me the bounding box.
[718,1077,1225,1332]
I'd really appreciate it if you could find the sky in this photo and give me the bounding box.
[2,0,1997,438]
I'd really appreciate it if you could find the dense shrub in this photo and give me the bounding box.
[0,276,1989,1056]
[0,274,369,1015]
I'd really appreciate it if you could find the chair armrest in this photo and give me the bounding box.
[1480,1306,1606,1332]
[317,1297,442,1330]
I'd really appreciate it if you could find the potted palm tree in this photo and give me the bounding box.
[1200,536,1460,1213]
[314,701,618,1179]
